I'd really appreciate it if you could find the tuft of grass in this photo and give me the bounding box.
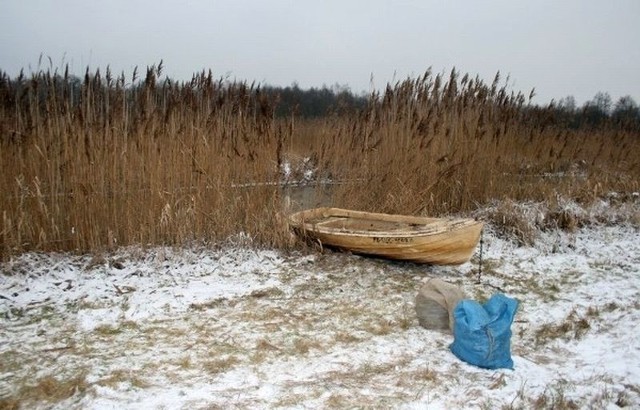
[2,373,89,408]
[202,356,239,375]
[484,200,539,246]
[273,393,308,408]
[189,298,230,311]
[292,337,323,355]
[325,393,352,408]
[255,339,281,352]
[363,318,395,336]
[531,387,580,410]
[175,355,193,370]
[534,309,591,346]
[251,339,281,364]
[413,366,438,383]
[94,324,122,336]
[249,287,285,299]
[544,208,580,232]
[0,399,19,410]
[95,369,151,389]
[333,331,362,344]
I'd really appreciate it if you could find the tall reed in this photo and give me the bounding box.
[1,65,638,258]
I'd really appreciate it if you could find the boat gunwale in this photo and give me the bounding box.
[288,207,483,238]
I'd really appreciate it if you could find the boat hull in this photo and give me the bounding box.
[288,207,483,265]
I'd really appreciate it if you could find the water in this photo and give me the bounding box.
[281,183,335,211]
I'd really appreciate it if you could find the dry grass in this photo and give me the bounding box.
[529,387,580,410]
[202,356,239,375]
[0,373,89,409]
[1,66,639,258]
[483,200,540,246]
[534,309,592,346]
[95,369,151,389]
[1,226,639,408]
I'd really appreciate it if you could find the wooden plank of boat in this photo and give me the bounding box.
[288,207,483,265]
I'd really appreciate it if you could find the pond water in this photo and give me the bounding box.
[281,183,335,211]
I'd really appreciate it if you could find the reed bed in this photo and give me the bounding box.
[1,65,638,258]
[315,70,639,214]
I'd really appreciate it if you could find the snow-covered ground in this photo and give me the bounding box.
[1,206,639,409]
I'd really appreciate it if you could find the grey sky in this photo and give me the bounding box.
[1,0,638,105]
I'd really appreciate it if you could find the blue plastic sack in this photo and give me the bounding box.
[450,294,519,369]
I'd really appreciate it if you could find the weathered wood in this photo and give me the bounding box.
[288,207,483,265]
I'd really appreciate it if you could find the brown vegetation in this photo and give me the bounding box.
[1,65,638,258]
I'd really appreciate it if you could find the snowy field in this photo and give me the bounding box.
[1,201,639,409]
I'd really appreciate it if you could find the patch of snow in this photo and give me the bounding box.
[1,218,639,409]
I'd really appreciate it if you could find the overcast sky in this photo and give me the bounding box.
[1,0,638,105]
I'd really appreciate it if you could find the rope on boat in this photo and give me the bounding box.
[477,228,484,283]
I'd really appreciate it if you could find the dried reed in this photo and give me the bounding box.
[1,65,638,258]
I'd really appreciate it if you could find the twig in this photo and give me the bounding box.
[0,293,16,304]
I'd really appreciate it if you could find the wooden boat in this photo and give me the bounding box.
[288,207,483,265]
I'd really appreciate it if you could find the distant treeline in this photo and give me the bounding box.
[543,92,640,131]
[1,66,639,130]
[261,83,368,118]
[266,84,640,131]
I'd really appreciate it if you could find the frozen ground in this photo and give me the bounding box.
[1,205,639,409]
